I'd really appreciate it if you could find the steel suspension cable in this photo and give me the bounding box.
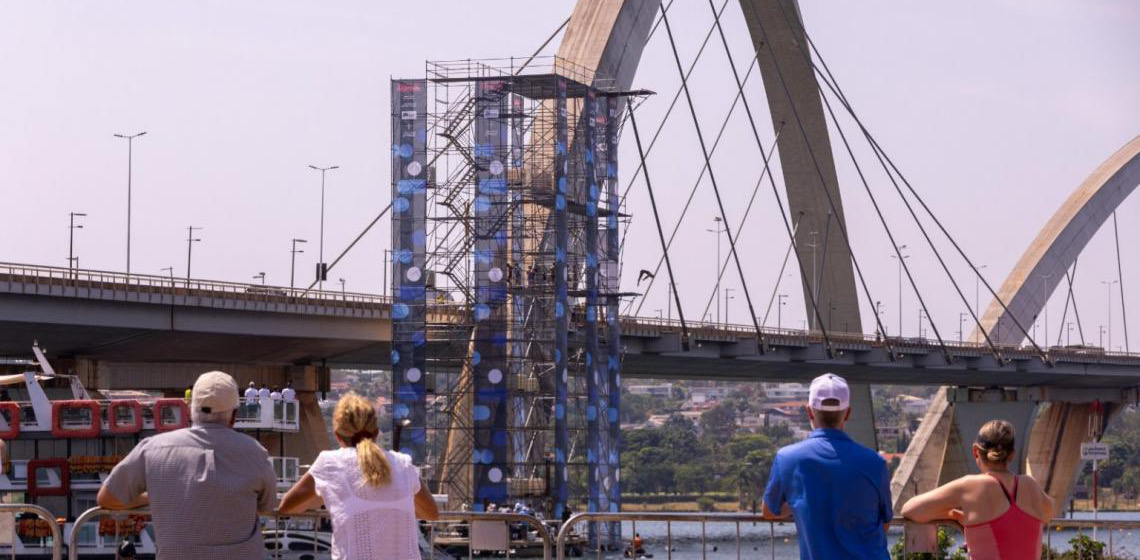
[660,9,767,349]
[629,49,766,316]
[778,4,1042,358]
[1055,259,1087,346]
[704,0,831,338]
[628,105,691,348]
[1113,212,1130,352]
[618,0,732,212]
[697,127,785,323]
[809,61,951,356]
[762,214,803,328]
[737,3,891,353]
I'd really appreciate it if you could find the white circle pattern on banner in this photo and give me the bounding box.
[488,267,503,282]
[407,161,423,176]
[406,267,422,282]
[406,368,422,383]
[488,467,503,483]
[489,160,504,176]
[488,369,503,384]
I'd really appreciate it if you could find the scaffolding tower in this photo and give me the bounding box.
[390,58,628,540]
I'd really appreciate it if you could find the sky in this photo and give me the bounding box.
[1,1,1137,347]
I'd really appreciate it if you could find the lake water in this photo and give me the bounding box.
[572,512,1140,559]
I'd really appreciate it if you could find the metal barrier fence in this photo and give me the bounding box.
[0,503,63,560]
[68,508,552,560]
[62,507,1140,560]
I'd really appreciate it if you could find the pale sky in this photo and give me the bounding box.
[1,1,1137,347]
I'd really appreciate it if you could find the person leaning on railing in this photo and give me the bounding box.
[97,371,278,560]
[902,420,1054,560]
[762,373,893,560]
[279,392,439,560]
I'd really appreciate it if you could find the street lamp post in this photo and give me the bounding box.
[918,309,927,339]
[1066,322,1073,346]
[806,230,820,312]
[875,300,885,337]
[1102,280,1119,351]
[290,238,307,290]
[339,278,346,299]
[161,266,174,281]
[705,217,725,324]
[724,288,735,325]
[1100,325,1107,348]
[1040,273,1054,345]
[975,264,988,342]
[777,294,788,330]
[959,312,968,343]
[308,164,340,290]
[890,246,909,336]
[68,212,87,272]
[114,131,147,276]
[253,272,266,285]
[186,226,202,280]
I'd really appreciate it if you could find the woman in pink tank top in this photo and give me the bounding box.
[901,420,1055,560]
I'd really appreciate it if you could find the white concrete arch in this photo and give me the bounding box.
[978,136,1140,345]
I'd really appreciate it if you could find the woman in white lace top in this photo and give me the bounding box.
[279,393,439,559]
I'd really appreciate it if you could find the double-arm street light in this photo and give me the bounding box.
[68,212,87,271]
[308,164,339,290]
[186,226,202,280]
[706,217,725,324]
[290,238,308,289]
[1102,279,1119,350]
[889,246,909,336]
[114,131,147,275]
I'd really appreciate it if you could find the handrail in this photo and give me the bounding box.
[70,507,553,560]
[0,503,63,560]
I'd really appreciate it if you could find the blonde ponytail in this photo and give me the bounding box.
[334,393,392,488]
[355,436,393,487]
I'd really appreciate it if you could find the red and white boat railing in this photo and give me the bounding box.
[0,397,298,435]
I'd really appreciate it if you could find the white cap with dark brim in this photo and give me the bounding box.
[191,371,240,414]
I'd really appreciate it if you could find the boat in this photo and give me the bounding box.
[0,344,302,559]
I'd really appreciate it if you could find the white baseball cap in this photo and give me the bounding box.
[191,371,240,414]
[809,373,850,411]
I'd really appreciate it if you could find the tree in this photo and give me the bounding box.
[699,402,738,444]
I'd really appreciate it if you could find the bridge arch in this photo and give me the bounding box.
[978,136,1140,345]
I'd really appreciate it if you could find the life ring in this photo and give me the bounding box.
[108,400,144,434]
[27,459,69,497]
[50,400,101,438]
[154,399,190,432]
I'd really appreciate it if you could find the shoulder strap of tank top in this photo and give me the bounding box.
[1011,475,1020,500]
[987,472,1014,504]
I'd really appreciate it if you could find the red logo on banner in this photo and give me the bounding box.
[398,82,422,92]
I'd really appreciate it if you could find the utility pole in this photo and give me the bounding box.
[290,238,307,289]
[308,164,339,290]
[113,131,147,276]
[68,212,87,273]
[1040,273,1054,346]
[890,246,909,336]
[706,217,724,324]
[186,226,202,280]
[777,294,787,330]
[1102,280,1118,351]
[975,264,988,342]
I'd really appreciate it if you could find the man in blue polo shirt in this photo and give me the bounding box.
[763,373,892,559]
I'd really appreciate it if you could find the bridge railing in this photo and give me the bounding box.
[0,261,390,311]
[616,314,1140,361]
[68,507,554,560]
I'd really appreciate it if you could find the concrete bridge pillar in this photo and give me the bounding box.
[892,386,1134,512]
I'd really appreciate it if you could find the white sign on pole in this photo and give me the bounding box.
[1080,442,1110,461]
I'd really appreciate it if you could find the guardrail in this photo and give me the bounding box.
[0,261,390,310]
[69,508,553,560]
[0,503,63,560]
